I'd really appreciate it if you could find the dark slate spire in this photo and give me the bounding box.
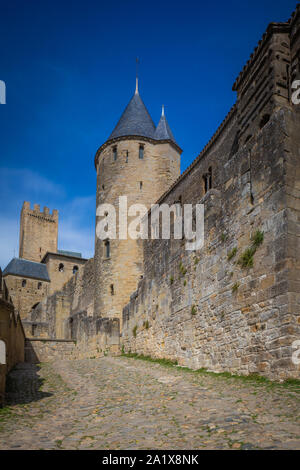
[154,105,177,144]
[108,87,156,141]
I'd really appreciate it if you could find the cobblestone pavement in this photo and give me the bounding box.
[0,356,299,450]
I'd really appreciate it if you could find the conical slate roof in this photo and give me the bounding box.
[109,91,156,140]
[154,109,176,144]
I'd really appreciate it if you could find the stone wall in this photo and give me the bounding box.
[122,104,300,381]
[25,338,76,363]
[94,138,181,325]
[43,253,87,295]
[0,299,25,406]
[26,257,120,359]
[3,274,50,323]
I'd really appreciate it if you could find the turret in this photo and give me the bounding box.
[94,84,182,324]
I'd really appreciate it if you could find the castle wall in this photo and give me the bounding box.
[0,299,25,406]
[122,105,300,381]
[19,202,58,263]
[94,138,181,325]
[43,253,87,294]
[3,274,49,323]
[25,257,120,359]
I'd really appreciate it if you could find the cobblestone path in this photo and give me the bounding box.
[0,356,299,450]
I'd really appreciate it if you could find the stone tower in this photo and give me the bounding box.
[19,202,58,262]
[94,85,182,324]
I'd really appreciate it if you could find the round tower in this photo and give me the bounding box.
[94,85,182,324]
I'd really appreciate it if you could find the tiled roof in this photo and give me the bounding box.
[108,91,156,140]
[2,258,50,281]
[154,111,177,144]
[57,250,82,258]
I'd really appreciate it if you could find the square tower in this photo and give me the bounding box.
[19,202,58,262]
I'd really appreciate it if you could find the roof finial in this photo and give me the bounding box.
[135,57,139,94]
[161,104,165,116]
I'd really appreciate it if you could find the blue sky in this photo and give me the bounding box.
[0,0,296,269]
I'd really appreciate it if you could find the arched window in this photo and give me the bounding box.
[113,146,117,161]
[22,279,26,287]
[0,340,6,365]
[59,263,64,272]
[37,282,42,289]
[73,265,78,274]
[110,284,114,295]
[125,150,129,163]
[105,240,110,258]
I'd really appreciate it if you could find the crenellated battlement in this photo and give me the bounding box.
[22,201,58,221]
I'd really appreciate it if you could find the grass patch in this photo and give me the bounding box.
[170,276,174,285]
[227,247,237,261]
[238,230,264,268]
[232,282,240,293]
[132,325,138,337]
[121,354,300,391]
[122,352,178,367]
[179,262,187,276]
[238,246,256,268]
[143,320,149,329]
[191,305,197,315]
[251,230,264,247]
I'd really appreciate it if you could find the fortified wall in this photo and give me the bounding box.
[21,7,300,381]
[26,258,120,361]
[0,271,25,405]
[122,9,300,381]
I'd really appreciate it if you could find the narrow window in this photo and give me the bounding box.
[102,184,105,190]
[22,279,26,287]
[125,150,129,163]
[259,114,270,129]
[73,265,78,275]
[59,263,64,272]
[139,144,144,159]
[208,167,212,190]
[113,146,117,161]
[38,282,42,289]
[203,175,208,194]
[110,284,114,295]
[139,181,143,190]
[203,168,212,194]
[105,240,110,258]
[31,324,37,337]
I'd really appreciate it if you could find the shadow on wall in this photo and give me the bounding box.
[5,362,52,406]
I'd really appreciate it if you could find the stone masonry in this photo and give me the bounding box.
[15,7,300,381]
[19,202,58,263]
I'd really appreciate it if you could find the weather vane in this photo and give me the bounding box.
[135,57,139,94]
